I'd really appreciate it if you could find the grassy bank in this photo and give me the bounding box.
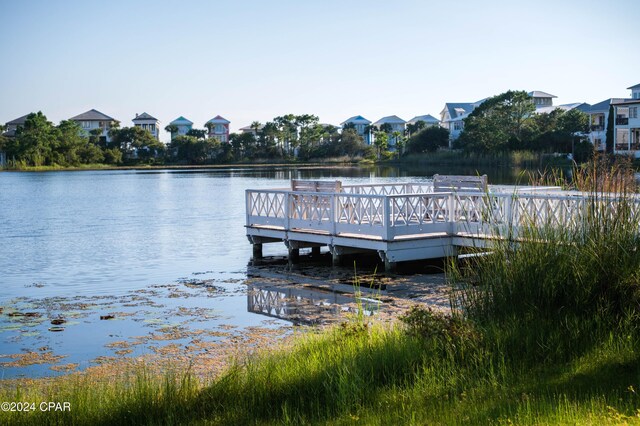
[3,161,640,424]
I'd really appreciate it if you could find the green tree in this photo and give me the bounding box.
[458,90,535,152]
[13,112,57,166]
[186,129,207,139]
[406,120,426,136]
[110,126,164,161]
[406,126,450,153]
[165,124,178,140]
[55,120,87,165]
[168,135,220,164]
[606,104,614,154]
[373,131,388,159]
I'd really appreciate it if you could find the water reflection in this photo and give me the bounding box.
[247,284,379,325]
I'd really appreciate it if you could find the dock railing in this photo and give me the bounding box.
[246,182,640,243]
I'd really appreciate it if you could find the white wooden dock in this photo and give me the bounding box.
[245,179,638,271]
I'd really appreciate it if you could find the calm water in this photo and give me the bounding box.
[0,165,529,377]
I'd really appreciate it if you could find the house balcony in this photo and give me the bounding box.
[590,124,604,131]
[616,118,629,125]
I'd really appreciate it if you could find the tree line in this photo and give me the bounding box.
[1,93,594,168]
[454,90,592,160]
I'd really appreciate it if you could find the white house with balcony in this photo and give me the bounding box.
[341,115,372,145]
[612,85,640,157]
[69,109,118,143]
[132,112,160,140]
[585,99,626,151]
[373,115,406,149]
[168,116,193,140]
[205,115,230,143]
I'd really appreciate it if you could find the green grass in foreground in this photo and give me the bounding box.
[3,159,640,425]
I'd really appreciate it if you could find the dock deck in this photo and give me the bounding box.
[245,180,638,271]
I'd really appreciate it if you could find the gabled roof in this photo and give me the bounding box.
[627,83,640,90]
[373,115,406,126]
[206,115,230,124]
[528,91,557,99]
[6,114,30,126]
[588,98,629,113]
[535,103,588,114]
[170,116,193,126]
[132,112,158,121]
[239,124,264,131]
[442,103,476,120]
[408,114,439,124]
[341,115,371,126]
[69,109,115,121]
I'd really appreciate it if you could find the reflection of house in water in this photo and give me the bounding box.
[247,285,379,324]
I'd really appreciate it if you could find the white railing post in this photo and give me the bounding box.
[384,196,392,241]
[285,192,291,231]
[245,190,251,227]
[331,193,337,236]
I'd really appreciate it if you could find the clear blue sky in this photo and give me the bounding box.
[1,0,638,142]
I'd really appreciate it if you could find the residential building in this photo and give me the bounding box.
[3,113,30,137]
[585,99,626,151]
[407,114,439,128]
[205,115,230,143]
[69,109,118,143]
[529,91,557,109]
[612,84,640,157]
[239,123,264,138]
[373,115,406,148]
[440,101,483,146]
[168,116,193,140]
[132,112,160,140]
[341,115,372,145]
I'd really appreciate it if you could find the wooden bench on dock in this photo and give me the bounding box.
[291,179,342,193]
[433,174,488,193]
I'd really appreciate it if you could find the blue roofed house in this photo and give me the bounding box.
[69,109,118,144]
[341,115,372,145]
[168,116,193,140]
[132,112,160,140]
[373,115,407,149]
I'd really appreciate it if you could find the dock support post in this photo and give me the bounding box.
[252,243,263,259]
[311,246,321,256]
[384,259,397,274]
[288,248,300,264]
[332,252,342,267]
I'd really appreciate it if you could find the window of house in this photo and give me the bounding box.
[82,121,91,129]
[630,107,638,119]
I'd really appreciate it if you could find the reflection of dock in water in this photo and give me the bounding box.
[247,285,380,325]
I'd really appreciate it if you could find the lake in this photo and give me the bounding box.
[0,164,530,378]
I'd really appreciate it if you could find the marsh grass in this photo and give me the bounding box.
[3,157,640,424]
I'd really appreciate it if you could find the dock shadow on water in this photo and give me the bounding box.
[0,253,450,380]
